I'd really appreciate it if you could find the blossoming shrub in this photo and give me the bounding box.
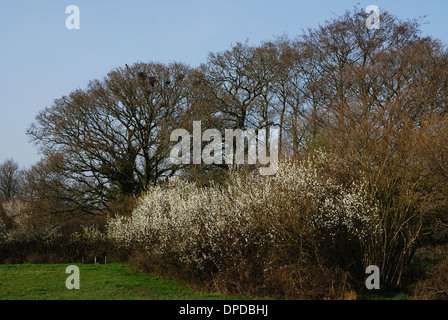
[0,200,61,245]
[0,199,111,264]
[0,200,58,263]
[108,177,254,276]
[107,153,381,298]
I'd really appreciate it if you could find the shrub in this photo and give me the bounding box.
[0,200,117,264]
[0,200,61,245]
[107,153,381,298]
[412,246,448,300]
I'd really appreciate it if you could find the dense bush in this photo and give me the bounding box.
[412,246,448,300]
[107,153,382,298]
[0,200,116,264]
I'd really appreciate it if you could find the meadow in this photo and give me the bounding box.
[0,264,242,300]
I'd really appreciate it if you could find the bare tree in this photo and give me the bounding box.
[27,62,196,212]
[291,7,448,287]
[0,159,22,199]
[200,41,266,130]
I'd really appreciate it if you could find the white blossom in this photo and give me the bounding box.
[107,153,382,270]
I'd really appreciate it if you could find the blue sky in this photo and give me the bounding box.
[1,0,448,168]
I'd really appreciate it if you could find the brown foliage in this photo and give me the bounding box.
[412,246,448,300]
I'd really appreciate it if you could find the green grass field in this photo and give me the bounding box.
[0,264,242,300]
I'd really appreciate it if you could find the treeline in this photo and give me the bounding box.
[23,8,448,217]
[1,7,448,298]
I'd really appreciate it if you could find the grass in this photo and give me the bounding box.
[367,293,408,300]
[0,263,245,300]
